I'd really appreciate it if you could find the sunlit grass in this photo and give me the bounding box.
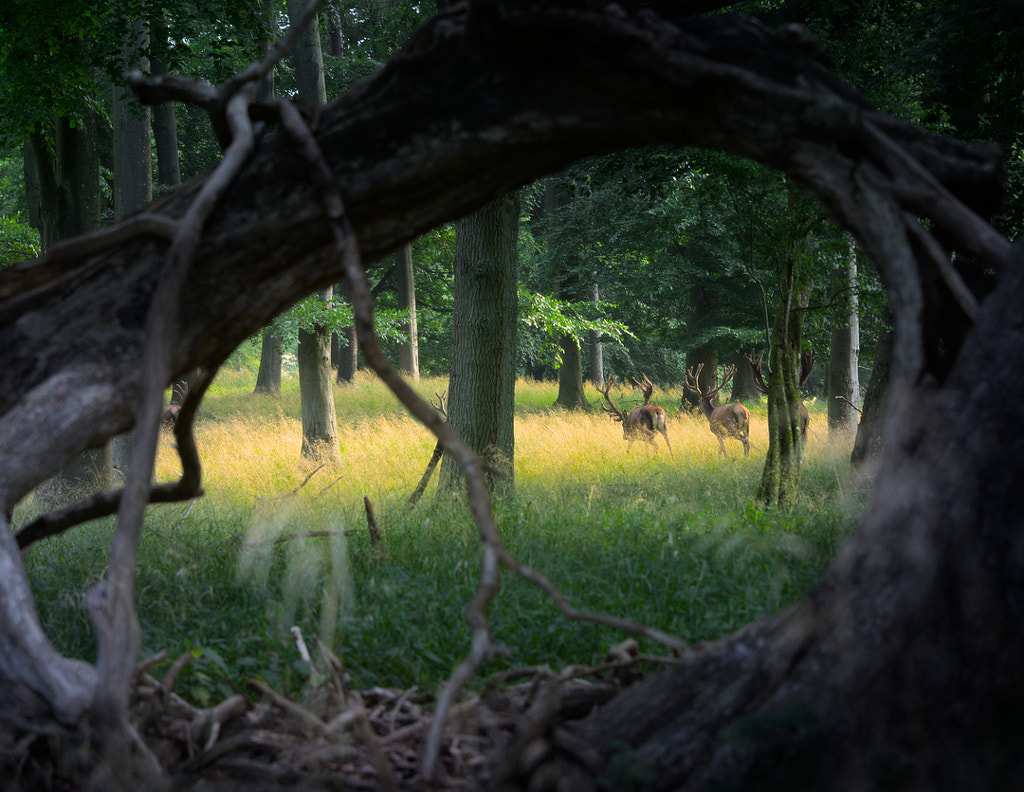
[23,368,862,699]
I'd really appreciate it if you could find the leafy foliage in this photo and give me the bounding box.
[0,213,40,267]
[519,288,633,369]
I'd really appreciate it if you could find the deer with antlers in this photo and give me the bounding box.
[684,364,750,457]
[598,374,673,456]
[747,349,815,445]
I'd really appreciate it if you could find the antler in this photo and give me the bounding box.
[431,391,448,420]
[685,364,734,400]
[598,375,625,422]
[747,350,768,395]
[633,374,655,406]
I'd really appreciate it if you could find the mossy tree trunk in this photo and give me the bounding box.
[757,249,812,509]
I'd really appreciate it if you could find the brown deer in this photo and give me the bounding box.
[598,374,673,456]
[684,364,750,457]
[747,349,815,444]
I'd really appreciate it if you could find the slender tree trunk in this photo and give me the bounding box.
[111,22,152,473]
[851,322,892,476]
[545,178,590,410]
[324,1,357,385]
[588,274,604,386]
[289,0,339,461]
[151,13,180,193]
[252,0,283,396]
[439,194,519,494]
[828,236,860,438]
[22,142,40,231]
[397,243,419,379]
[335,280,358,384]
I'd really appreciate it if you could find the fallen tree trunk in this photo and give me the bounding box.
[0,2,1016,789]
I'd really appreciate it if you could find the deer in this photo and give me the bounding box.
[597,374,673,456]
[747,349,815,446]
[684,364,750,457]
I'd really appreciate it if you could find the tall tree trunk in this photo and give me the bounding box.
[828,236,860,438]
[289,0,339,461]
[729,350,756,402]
[555,335,591,410]
[150,13,180,193]
[335,280,358,384]
[254,329,283,396]
[757,250,811,510]
[111,21,152,473]
[851,322,892,477]
[298,313,340,462]
[253,0,283,396]
[397,243,419,379]
[324,0,357,384]
[546,177,590,410]
[439,194,519,494]
[587,273,604,386]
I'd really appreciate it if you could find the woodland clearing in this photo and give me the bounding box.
[13,370,857,790]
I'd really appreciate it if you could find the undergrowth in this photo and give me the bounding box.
[19,369,863,702]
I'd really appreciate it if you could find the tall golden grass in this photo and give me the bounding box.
[155,370,852,521]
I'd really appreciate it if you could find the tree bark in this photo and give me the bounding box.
[253,0,282,394]
[111,20,153,473]
[396,242,419,378]
[254,328,283,396]
[151,13,180,192]
[851,322,892,476]
[335,280,359,384]
[555,335,591,410]
[439,194,519,494]
[828,235,860,438]
[729,350,756,402]
[587,273,604,386]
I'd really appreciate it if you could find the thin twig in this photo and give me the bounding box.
[407,440,444,508]
[363,496,382,547]
[247,679,328,737]
[833,394,863,416]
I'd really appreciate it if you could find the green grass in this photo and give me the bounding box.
[18,370,862,702]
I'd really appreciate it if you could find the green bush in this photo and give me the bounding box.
[0,214,40,267]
